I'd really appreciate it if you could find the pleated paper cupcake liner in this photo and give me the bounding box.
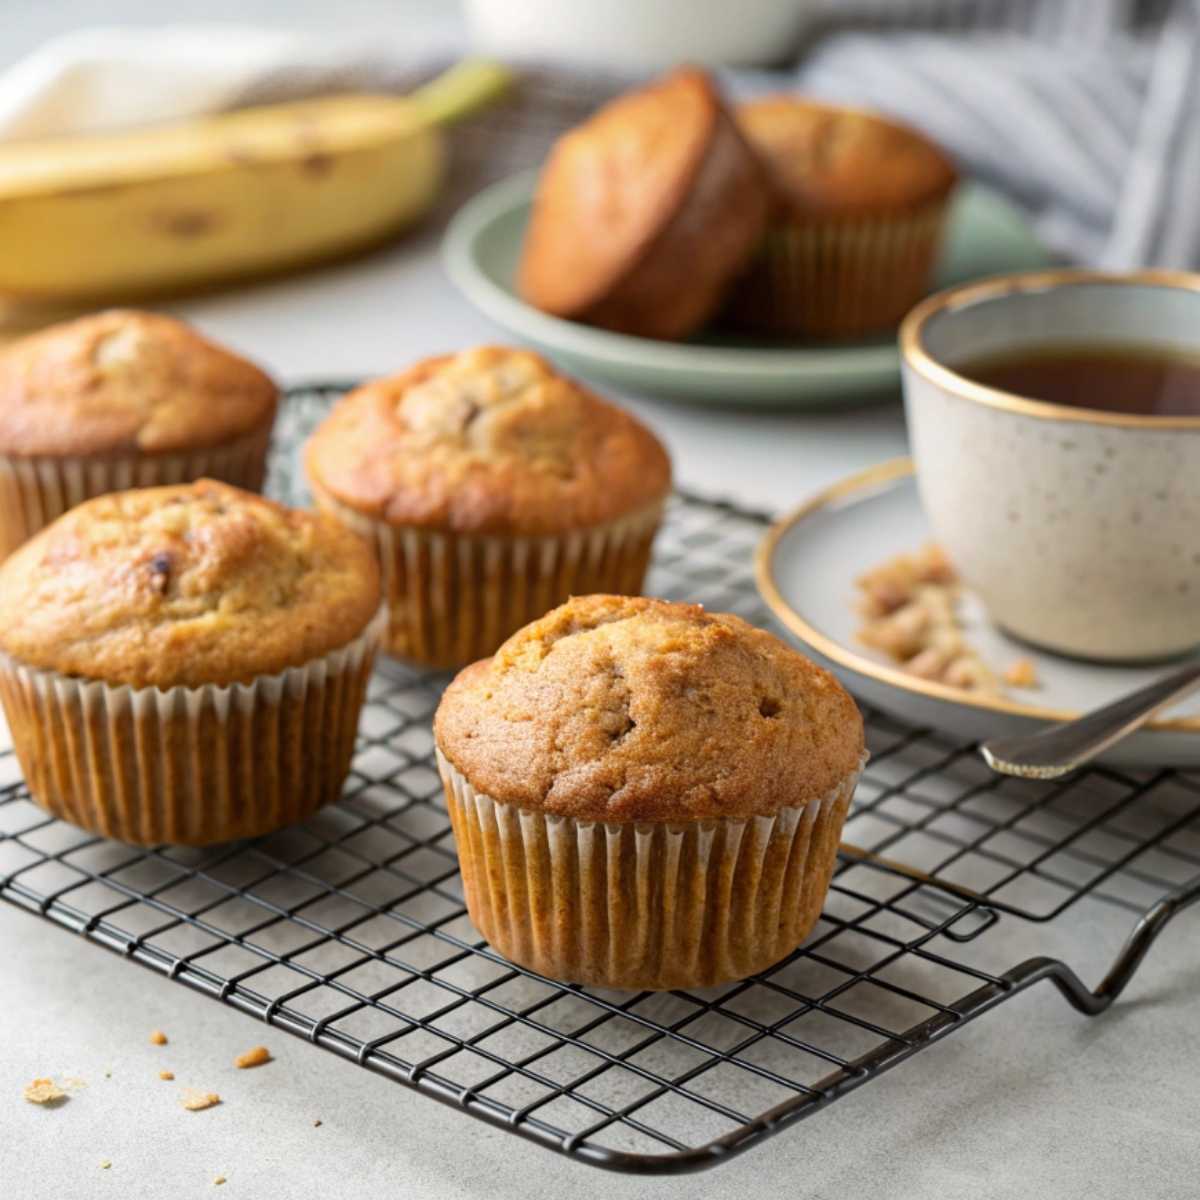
[437,749,862,991]
[722,198,952,339]
[312,486,665,669]
[0,418,274,560]
[0,605,386,847]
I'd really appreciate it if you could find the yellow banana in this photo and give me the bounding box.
[0,59,511,300]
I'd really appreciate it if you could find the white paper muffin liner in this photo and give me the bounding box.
[0,605,386,846]
[436,749,863,991]
[0,419,274,560]
[723,197,951,338]
[312,485,665,668]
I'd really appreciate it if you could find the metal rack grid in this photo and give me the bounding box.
[1,383,1198,1176]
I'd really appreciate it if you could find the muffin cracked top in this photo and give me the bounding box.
[0,310,278,457]
[737,97,957,218]
[434,594,865,822]
[0,480,380,688]
[305,347,671,536]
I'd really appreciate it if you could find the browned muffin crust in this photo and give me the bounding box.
[304,347,672,536]
[737,97,957,218]
[0,480,380,688]
[519,67,769,340]
[0,310,278,457]
[435,594,864,822]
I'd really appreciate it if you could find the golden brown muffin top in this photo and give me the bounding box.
[0,480,380,689]
[0,309,278,458]
[519,67,725,317]
[738,97,957,218]
[304,347,672,536]
[435,594,865,822]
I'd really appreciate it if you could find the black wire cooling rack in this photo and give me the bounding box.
[2,383,1199,1176]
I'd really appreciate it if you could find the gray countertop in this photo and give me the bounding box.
[2,4,1198,1197]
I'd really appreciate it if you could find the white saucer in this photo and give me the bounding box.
[755,459,1200,768]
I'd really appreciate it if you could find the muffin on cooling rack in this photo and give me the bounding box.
[724,98,957,338]
[0,309,278,559]
[434,594,866,991]
[0,479,384,846]
[304,346,672,669]
[519,66,769,340]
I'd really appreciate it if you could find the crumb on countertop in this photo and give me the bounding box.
[313,1119,322,1127]
[214,1176,227,1187]
[159,1070,175,1081]
[100,1161,112,1170]
[1004,657,1040,688]
[234,1045,271,1070]
[181,1090,222,1112]
[149,1030,168,1046]
[23,1078,67,1106]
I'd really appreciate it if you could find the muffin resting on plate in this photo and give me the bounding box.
[0,309,278,559]
[519,67,769,340]
[434,594,866,990]
[0,480,384,846]
[305,347,671,669]
[724,98,958,338]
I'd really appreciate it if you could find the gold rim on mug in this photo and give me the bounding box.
[900,267,1200,431]
[753,456,1200,736]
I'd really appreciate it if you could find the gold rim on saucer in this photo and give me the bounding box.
[900,267,1200,431]
[754,457,1200,735]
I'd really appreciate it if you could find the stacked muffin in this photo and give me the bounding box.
[520,69,958,340]
[728,98,958,337]
[519,67,769,340]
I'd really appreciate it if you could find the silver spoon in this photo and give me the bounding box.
[980,660,1200,779]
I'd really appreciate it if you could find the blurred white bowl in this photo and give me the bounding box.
[464,0,806,69]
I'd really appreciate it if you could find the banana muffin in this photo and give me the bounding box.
[0,309,278,558]
[0,479,383,845]
[725,97,958,337]
[519,67,769,340]
[305,347,671,668]
[434,594,866,990]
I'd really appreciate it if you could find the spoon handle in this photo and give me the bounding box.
[980,660,1200,779]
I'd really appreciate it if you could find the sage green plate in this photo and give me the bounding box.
[442,171,1052,407]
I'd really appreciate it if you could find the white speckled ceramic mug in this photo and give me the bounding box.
[901,269,1200,662]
